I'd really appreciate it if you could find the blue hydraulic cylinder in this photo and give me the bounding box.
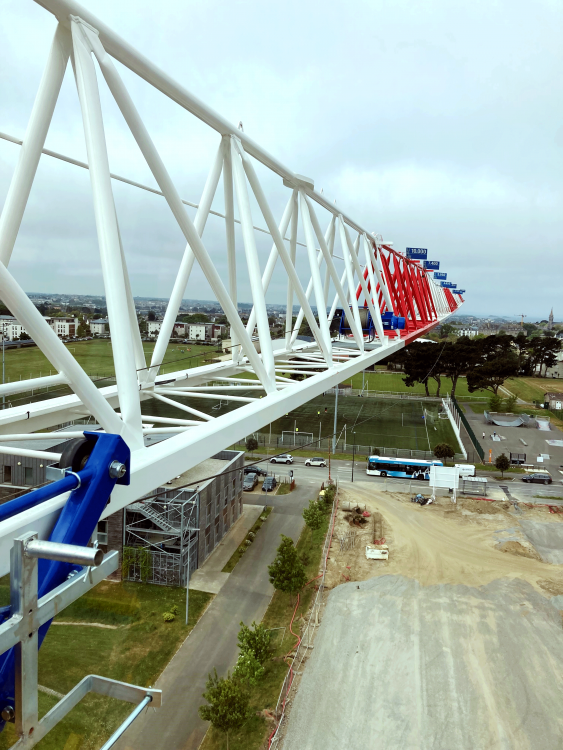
[0,431,130,727]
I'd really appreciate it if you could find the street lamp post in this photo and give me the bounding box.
[332,386,338,453]
[352,431,356,482]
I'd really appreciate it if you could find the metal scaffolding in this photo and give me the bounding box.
[124,487,199,587]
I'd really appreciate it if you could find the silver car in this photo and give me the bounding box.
[305,457,327,467]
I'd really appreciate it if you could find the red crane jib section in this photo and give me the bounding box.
[355,243,460,343]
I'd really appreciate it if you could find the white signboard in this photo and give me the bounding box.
[429,465,460,490]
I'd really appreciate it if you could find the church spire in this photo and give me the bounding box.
[548,308,554,330]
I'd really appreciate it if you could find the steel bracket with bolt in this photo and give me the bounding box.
[0,433,161,747]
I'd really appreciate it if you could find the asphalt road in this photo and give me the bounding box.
[257,456,563,501]
[116,482,316,750]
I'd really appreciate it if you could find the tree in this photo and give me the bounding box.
[268,535,307,602]
[505,393,517,412]
[302,498,324,531]
[198,670,250,750]
[245,437,258,455]
[19,332,31,341]
[467,337,519,395]
[495,453,510,478]
[402,342,443,396]
[433,442,455,464]
[439,323,455,339]
[147,310,156,321]
[442,338,479,399]
[77,320,91,338]
[236,621,271,665]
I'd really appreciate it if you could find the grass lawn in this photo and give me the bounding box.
[504,378,548,404]
[1,339,220,383]
[222,507,273,573]
[341,370,489,400]
[201,504,333,750]
[0,579,213,750]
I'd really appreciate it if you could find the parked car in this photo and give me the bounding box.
[270,454,293,465]
[262,476,277,492]
[243,473,258,491]
[305,457,327,468]
[244,466,268,477]
[522,472,552,485]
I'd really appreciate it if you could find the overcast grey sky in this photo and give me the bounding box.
[1,0,562,319]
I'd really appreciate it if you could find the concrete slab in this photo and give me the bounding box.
[188,504,264,593]
[520,520,563,564]
[283,576,563,750]
[188,570,230,594]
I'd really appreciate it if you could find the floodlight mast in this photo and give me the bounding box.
[0,0,463,574]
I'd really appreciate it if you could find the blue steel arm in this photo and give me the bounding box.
[0,432,130,727]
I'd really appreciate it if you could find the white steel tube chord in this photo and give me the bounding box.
[298,191,333,364]
[154,388,257,403]
[369,241,393,313]
[71,20,144,447]
[342,223,383,342]
[148,141,225,383]
[0,262,124,435]
[328,267,349,326]
[0,24,71,266]
[289,217,335,347]
[222,136,240,364]
[0,374,68,398]
[234,141,332,365]
[338,219,364,351]
[322,216,336,305]
[116,220,147,376]
[229,139,277,387]
[361,234,386,341]
[86,26,275,394]
[285,190,298,348]
[150,392,214,421]
[0,446,61,461]
[34,0,374,238]
[302,195,365,347]
[245,195,294,337]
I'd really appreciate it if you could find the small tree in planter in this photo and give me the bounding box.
[199,670,250,750]
[302,498,324,532]
[495,453,510,478]
[268,535,307,605]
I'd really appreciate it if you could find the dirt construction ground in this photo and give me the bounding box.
[282,483,563,750]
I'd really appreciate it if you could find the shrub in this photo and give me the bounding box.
[170,605,179,616]
[246,437,258,454]
[163,612,175,622]
[488,393,505,412]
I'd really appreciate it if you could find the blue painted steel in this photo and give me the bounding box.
[406,247,427,259]
[434,272,447,280]
[0,432,130,726]
[381,312,406,330]
[423,260,440,270]
[440,281,456,288]
[0,475,80,523]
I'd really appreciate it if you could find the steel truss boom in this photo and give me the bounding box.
[0,0,463,574]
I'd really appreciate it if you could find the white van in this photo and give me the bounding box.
[455,464,476,477]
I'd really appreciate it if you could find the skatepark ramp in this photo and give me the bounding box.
[484,412,535,428]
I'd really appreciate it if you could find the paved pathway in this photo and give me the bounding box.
[117,483,316,750]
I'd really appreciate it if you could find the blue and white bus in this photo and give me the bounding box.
[366,456,443,480]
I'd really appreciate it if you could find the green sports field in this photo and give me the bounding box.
[147,390,459,452]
